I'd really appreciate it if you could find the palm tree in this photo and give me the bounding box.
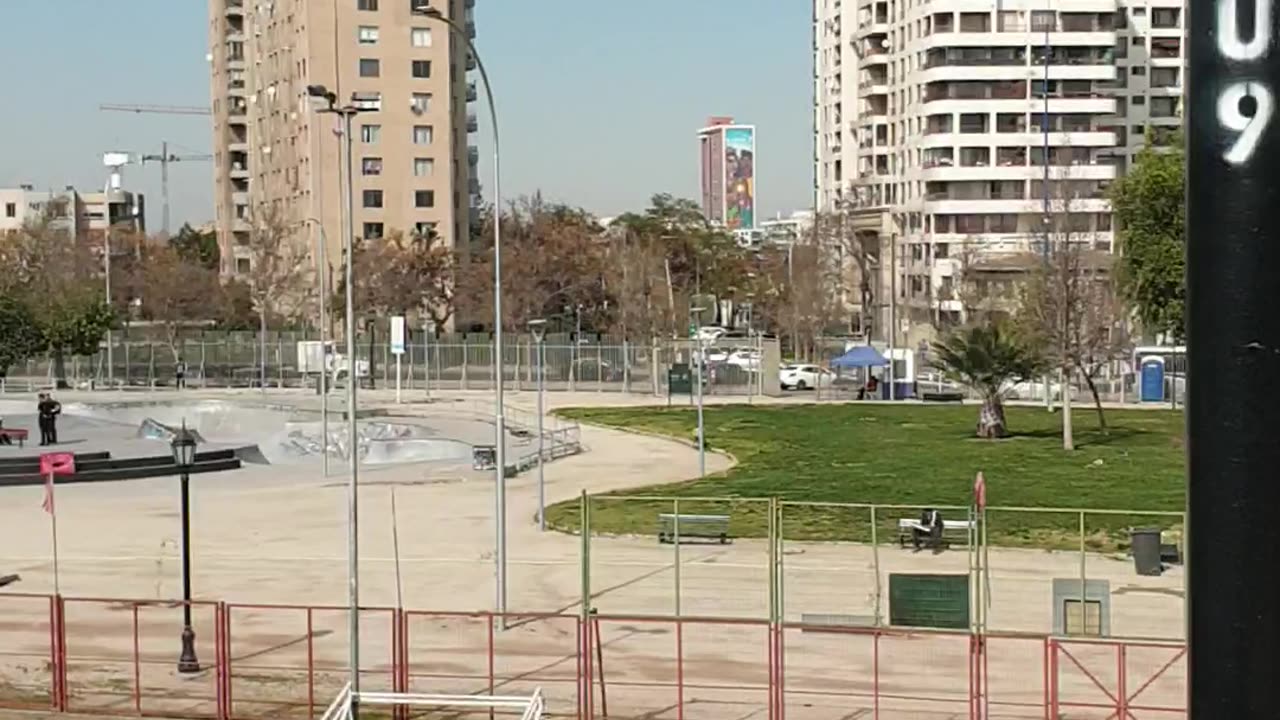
[932,323,1045,438]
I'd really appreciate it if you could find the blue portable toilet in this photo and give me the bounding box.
[1140,357,1166,402]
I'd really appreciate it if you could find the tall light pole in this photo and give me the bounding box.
[169,424,200,674]
[307,84,370,714]
[302,218,330,478]
[529,319,547,531]
[411,0,508,621]
[1040,6,1054,412]
[690,306,707,478]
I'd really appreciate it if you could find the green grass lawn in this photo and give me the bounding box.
[545,403,1186,551]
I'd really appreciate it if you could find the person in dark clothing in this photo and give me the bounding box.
[912,508,945,552]
[175,357,187,390]
[37,393,62,446]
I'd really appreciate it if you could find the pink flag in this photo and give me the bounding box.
[974,471,987,510]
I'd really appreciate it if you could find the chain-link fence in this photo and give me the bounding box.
[3,333,783,397]
[552,495,1185,640]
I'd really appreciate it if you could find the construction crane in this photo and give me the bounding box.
[99,103,215,235]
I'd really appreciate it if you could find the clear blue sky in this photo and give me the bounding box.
[0,0,814,229]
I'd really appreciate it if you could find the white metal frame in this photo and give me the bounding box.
[321,685,545,720]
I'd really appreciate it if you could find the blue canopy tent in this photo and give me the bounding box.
[830,345,889,369]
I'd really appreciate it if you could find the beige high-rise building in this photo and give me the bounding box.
[208,0,478,280]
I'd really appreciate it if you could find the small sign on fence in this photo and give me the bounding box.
[390,316,406,356]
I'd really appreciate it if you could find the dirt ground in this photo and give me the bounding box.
[0,389,1186,719]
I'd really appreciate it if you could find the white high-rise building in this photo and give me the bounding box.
[813,0,1183,335]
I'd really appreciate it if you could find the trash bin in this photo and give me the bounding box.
[1131,528,1163,576]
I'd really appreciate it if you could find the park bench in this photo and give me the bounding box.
[657,513,731,544]
[897,518,975,549]
[0,428,29,448]
[922,391,964,403]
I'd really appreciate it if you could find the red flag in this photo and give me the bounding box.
[39,453,75,516]
[974,471,987,510]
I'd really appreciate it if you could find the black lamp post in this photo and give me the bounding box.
[171,422,200,674]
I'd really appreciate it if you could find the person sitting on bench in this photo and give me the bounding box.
[0,418,10,446]
[912,508,945,551]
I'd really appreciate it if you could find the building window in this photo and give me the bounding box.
[1132,95,1146,105]
[414,158,435,176]
[413,125,433,144]
[363,189,384,208]
[236,257,252,274]
[363,222,385,239]
[1131,66,1146,76]
[411,27,432,47]
[4,202,14,218]
[359,58,380,77]
[361,124,381,143]
[358,0,379,10]
[411,92,432,113]
[414,221,438,237]
[358,26,379,44]
[412,60,431,78]
[362,157,383,175]
[415,190,435,208]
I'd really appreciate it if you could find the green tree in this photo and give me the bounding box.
[1109,141,1185,341]
[169,223,221,270]
[0,294,43,378]
[931,323,1045,439]
[39,290,115,388]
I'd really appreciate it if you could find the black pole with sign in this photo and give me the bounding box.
[1188,0,1280,715]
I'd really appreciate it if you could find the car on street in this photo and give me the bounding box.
[779,364,832,390]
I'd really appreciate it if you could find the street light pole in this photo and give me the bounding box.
[103,176,114,389]
[529,319,547,531]
[308,84,369,714]
[411,1,507,621]
[690,306,707,478]
[170,424,200,674]
[303,218,330,478]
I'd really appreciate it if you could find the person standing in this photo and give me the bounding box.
[175,357,187,390]
[38,393,62,446]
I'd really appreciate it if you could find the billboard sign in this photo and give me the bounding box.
[390,315,406,355]
[723,127,755,230]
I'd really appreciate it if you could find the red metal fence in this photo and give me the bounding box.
[0,593,1186,719]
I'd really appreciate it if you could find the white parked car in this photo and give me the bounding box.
[780,364,831,390]
[726,349,761,372]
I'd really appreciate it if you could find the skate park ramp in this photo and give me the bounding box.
[57,400,491,467]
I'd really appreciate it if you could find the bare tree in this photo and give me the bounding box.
[1017,176,1127,447]
[242,205,313,387]
[130,244,221,361]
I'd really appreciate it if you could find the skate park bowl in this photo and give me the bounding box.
[60,400,490,466]
[0,398,580,486]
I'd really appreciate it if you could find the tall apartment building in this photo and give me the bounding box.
[698,117,758,230]
[813,0,1183,337]
[208,0,479,280]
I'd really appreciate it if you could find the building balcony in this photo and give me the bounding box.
[224,0,244,16]
[921,31,1116,51]
[918,129,1117,149]
[859,47,890,65]
[466,21,476,39]
[229,164,250,179]
[858,80,890,96]
[466,114,478,133]
[466,82,478,103]
[858,22,890,39]
[468,146,479,166]
[466,53,477,71]
[919,163,1117,183]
